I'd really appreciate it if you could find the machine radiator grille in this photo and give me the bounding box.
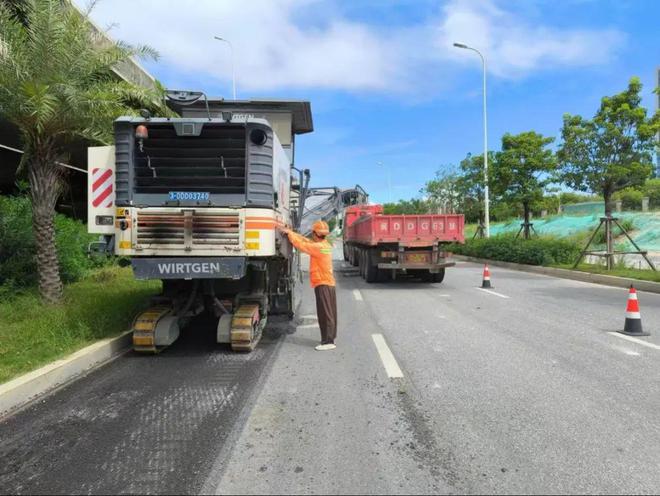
[136,211,241,247]
[192,212,241,246]
[134,125,246,195]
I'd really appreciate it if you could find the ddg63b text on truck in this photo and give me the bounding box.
[88,95,313,353]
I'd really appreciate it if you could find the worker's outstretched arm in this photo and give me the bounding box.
[281,229,323,257]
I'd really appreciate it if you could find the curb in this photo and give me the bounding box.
[452,255,660,294]
[0,331,132,418]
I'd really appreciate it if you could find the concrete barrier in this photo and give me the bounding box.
[452,255,660,294]
[0,331,132,417]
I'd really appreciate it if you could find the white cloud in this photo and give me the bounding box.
[436,0,625,78]
[81,0,625,94]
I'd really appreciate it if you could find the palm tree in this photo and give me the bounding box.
[0,0,168,303]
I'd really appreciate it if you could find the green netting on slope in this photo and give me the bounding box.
[488,212,660,251]
[619,213,660,250]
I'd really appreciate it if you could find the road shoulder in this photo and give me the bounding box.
[208,266,453,495]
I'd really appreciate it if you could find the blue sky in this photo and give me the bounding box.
[83,0,660,204]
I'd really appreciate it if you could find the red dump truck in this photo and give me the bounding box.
[342,205,464,283]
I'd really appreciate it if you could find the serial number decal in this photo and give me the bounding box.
[169,191,210,201]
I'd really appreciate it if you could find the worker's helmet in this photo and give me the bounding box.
[312,220,330,236]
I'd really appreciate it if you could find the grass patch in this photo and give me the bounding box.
[449,234,581,266]
[0,267,160,384]
[553,263,660,283]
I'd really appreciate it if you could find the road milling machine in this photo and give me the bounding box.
[88,93,313,353]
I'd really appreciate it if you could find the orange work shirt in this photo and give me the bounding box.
[287,231,336,288]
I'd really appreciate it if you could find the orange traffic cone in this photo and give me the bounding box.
[620,285,649,336]
[481,264,492,288]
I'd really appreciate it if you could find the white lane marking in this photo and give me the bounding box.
[300,314,318,319]
[610,344,641,356]
[476,288,510,299]
[371,334,404,378]
[608,332,660,351]
[437,294,451,298]
[353,289,363,301]
[297,324,319,329]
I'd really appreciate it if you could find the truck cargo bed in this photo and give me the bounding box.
[346,213,464,247]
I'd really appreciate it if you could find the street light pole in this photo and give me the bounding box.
[377,161,392,204]
[214,36,237,100]
[453,42,490,237]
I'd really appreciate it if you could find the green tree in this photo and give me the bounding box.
[382,198,430,215]
[454,152,495,224]
[493,131,557,238]
[557,77,660,217]
[0,0,167,303]
[423,169,460,214]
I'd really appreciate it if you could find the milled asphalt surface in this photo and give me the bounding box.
[0,315,289,495]
[2,244,660,494]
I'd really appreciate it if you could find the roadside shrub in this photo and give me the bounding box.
[0,195,109,294]
[613,188,643,210]
[642,178,660,209]
[449,234,581,266]
[489,202,518,222]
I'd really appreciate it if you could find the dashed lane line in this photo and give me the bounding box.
[297,324,320,329]
[608,332,660,351]
[371,334,404,379]
[475,288,510,299]
[353,289,363,301]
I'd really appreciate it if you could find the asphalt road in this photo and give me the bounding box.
[0,315,289,494]
[2,247,660,494]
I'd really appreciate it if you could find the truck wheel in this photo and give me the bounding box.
[422,269,445,283]
[377,268,391,282]
[343,243,349,261]
[350,246,358,267]
[365,250,379,283]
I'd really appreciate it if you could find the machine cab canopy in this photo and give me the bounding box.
[166,98,313,164]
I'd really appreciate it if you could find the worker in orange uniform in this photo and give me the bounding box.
[278,220,337,351]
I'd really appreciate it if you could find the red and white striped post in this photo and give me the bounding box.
[91,168,114,208]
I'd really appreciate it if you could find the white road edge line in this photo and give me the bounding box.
[608,332,660,351]
[353,289,363,301]
[476,288,510,299]
[371,334,404,379]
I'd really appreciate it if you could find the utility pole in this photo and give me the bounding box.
[454,42,490,237]
[214,36,237,100]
